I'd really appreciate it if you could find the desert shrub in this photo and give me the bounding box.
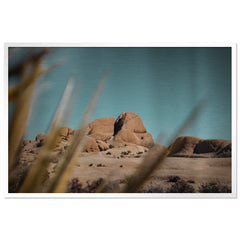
[109,144,114,149]
[97,163,105,167]
[119,179,127,184]
[102,181,120,192]
[9,162,31,193]
[166,182,195,193]
[137,152,143,155]
[121,151,129,155]
[68,178,103,193]
[187,180,195,184]
[138,186,164,193]
[167,175,181,183]
[198,183,231,193]
[106,152,111,155]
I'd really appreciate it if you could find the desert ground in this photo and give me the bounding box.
[64,146,231,193]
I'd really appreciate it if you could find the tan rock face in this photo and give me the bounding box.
[54,126,74,151]
[87,117,115,142]
[168,136,203,156]
[96,140,109,151]
[113,112,154,148]
[21,113,154,155]
[77,117,115,152]
[81,136,100,152]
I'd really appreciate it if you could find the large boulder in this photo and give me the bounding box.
[168,136,231,158]
[194,139,231,154]
[77,117,115,152]
[96,140,109,151]
[80,136,100,152]
[34,114,155,153]
[72,117,114,152]
[58,126,74,137]
[56,126,74,143]
[217,143,231,157]
[113,112,154,148]
[87,117,115,142]
[168,136,203,156]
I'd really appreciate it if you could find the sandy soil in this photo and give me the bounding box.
[64,147,231,192]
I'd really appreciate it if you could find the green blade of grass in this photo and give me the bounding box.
[9,56,43,174]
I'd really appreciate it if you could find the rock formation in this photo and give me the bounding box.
[168,136,203,156]
[79,116,115,152]
[113,112,154,148]
[87,116,115,142]
[168,136,231,158]
[18,113,231,158]
[73,113,154,152]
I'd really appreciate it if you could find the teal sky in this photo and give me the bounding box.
[9,47,231,146]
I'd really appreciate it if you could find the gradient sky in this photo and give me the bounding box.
[9,47,231,146]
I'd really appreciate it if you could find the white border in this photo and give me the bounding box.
[5,43,237,199]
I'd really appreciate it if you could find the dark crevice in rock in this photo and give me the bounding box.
[114,116,125,136]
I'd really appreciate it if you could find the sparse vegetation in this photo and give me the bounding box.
[167,175,181,183]
[198,183,231,193]
[97,163,105,167]
[139,186,164,193]
[68,178,103,193]
[166,181,195,193]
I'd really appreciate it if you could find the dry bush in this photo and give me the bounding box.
[138,186,164,193]
[166,181,195,193]
[198,183,231,193]
[167,175,181,183]
[68,178,104,193]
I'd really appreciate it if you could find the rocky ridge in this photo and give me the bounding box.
[168,136,231,158]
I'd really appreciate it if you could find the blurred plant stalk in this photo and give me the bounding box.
[9,49,48,175]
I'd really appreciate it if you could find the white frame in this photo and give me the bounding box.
[5,43,237,199]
